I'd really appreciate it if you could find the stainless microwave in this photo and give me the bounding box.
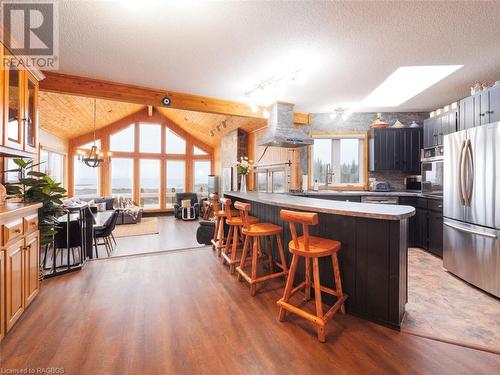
[421,146,444,197]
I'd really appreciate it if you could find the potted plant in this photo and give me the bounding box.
[236,156,253,192]
[4,158,67,245]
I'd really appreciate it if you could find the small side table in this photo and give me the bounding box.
[182,206,196,221]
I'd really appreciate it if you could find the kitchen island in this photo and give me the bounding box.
[224,191,415,328]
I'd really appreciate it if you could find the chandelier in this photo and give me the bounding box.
[77,99,111,168]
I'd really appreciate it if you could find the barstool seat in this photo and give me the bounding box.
[289,235,341,257]
[234,201,288,296]
[227,215,258,226]
[243,222,282,236]
[210,194,239,257]
[277,209,348,343]
[220,198,258,274]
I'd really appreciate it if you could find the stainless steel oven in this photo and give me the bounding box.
[421,146,444,198]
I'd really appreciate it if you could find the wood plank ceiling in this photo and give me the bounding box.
[39,92,267,147]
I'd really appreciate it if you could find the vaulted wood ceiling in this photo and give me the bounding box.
[39,92,267,147]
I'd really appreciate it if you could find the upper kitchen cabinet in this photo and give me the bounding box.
[459,85,500,130]
[23,72,39,154]
[3,56,24,151]
[369,127,422,173]
[423,109,457,148]
[1,44,41,157]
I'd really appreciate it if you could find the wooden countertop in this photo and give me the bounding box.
[0,202,42,221]
[225,192,415,221]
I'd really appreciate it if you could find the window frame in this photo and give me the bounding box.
[70,117,213,211]
[309,132,368,191]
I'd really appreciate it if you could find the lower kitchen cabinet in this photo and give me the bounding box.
[400,197,443,256]
[0,203,41,341]
[0,249,5,341]
[5,238,25,331]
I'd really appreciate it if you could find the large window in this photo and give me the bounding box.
[111,158,134,198]
[312,134,366,188]
[140,159,160,209]
[166,129,186,154]
[40,149,64,185]
[110,124,134,152]
[140,124,161,153]
[71,122,212,210]
[166,160,185,208]
[194,161,211,194]
[74,156,99,197]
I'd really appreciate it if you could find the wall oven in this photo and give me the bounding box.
[421,146,444,198]
[253,162,291,193]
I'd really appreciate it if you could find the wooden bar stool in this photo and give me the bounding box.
[277,209,348,343]
[220,198,259,274]
[235,201,288,296]
[210,194,238,257]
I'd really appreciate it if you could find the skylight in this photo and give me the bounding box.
[361,65,463,107]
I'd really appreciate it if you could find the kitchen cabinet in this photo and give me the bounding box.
[0,204,41,340]
[5,238,25,331]
[459,85,500,130]
[0,249,5,341]
[423,110,457,148]
[0,44,40,157]
[428,209,443,257]
[370,128,422,173]
[399,197,443,256]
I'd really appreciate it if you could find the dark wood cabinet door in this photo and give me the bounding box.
[479,91,490,125]
[415,208,428,249]
[423,117,434,148]
[428,210,443,257]
[459,96,475,130]
[488,85,500,123]
[401,128,422,173]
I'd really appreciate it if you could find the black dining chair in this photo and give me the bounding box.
[52,219,83,268]
[94,210,120,257]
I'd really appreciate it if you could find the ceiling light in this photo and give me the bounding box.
[263,109,270,119]
[250,104,259,113]
[361,65,463,107]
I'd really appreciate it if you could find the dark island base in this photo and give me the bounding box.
[226,195,408,329]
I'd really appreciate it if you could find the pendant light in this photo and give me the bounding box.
[77,99,111,168]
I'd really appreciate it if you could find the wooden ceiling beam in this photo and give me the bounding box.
[68,108,214,154]
[40,71,310,125]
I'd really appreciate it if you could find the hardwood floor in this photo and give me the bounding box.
[109,216,203,257]
[1,248,499,374]
[402,248,500,353]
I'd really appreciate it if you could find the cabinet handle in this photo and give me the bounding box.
[479,113,485,117]
[13,228,21,233]
[487,111,494,114]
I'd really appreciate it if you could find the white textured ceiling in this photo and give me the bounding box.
[56,1,500,113]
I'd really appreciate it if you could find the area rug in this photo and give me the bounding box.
[113,217,159,238]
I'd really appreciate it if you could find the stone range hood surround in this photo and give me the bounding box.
[258,102,313,148]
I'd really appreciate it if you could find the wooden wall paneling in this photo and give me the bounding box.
[40,72,310,125]
[100,134,110,196]
[0,45,3,144]
[68,109,214,210]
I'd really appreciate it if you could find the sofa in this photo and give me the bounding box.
[173,193,200,219]
[80,196,143,224]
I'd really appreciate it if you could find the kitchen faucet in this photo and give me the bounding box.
[325,163,334,186]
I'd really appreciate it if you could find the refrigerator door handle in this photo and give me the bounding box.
[458,140,467,206]
[444,221,497,239]
[465,139,474,206]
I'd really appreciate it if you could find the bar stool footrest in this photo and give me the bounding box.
[277,299,326,327]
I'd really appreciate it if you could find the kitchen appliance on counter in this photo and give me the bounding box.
[404,175,422,191]
[421,146,444,198]
[443,122,499,297]
[369,181,391,192]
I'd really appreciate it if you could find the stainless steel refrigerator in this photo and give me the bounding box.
[443,121,499,297]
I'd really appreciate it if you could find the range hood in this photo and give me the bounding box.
[258,102,313,148]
